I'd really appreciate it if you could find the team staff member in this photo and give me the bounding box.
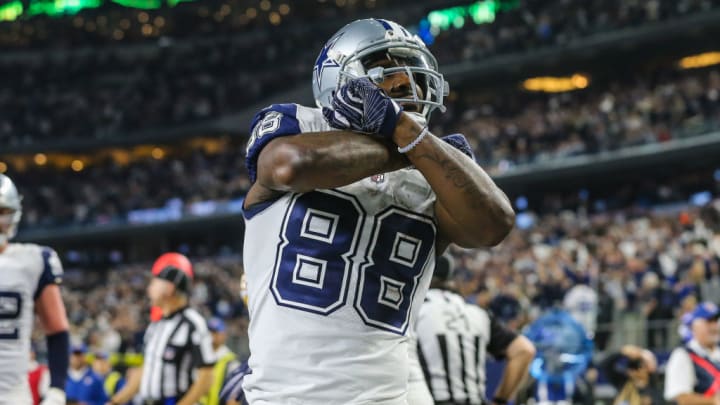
[414,254,536,405]
[200,318,238,405]
[92,351,127,403]
[665,302,720,405]
[109,253,216,405]
[66,344,108,405]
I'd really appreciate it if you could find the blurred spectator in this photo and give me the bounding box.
[564,283,599,338]
[664,302,720,404]
[595,281,616,351]
[91,351,127,404]
[201,318,239,405]
[65,343,108,405]
[599,344,660,405]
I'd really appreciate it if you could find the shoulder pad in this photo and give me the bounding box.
[246,104,301,183]
[441,133,475,161]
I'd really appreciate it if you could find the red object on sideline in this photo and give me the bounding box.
[28,363,47,405]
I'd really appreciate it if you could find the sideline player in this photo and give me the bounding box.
[241,18,515,404]
[0,174,69,404]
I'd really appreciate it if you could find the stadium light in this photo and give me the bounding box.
[71,160,85,172]
[151,147,165,159]
[522,74,590,93]
[34,153,47,166]
[678,52,720,69]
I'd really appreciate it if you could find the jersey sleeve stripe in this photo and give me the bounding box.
[34,248,60,301]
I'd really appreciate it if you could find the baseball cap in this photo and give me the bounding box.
[688,302,720,324]
[208,317,226,333]
[71,343,87,354]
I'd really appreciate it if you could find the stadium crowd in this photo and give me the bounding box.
[2,0,716,50]
[16,145,250,228]
[0,34,316,146]
[1,0,718,147]
[436,66,720,172]
[5,64,718,230]
[429,0,720,63]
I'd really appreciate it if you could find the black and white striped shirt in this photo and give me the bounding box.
[415,289,517,404]
[140,306,216,400]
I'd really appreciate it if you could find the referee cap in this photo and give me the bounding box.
[433,253,455,281]
[152,252,194,293]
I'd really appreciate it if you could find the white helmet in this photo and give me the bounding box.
[312,18,449,122]
[0,174,22,246]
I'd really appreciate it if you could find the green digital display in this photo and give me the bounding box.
[418,0,520,44]
[0,0,196,21]
[0,1,22,21]
[428,0,519,28]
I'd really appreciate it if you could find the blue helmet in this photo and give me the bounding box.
[312,18,449,122]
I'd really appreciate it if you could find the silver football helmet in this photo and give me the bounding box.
[0,174,22,245]
[312,18,449,122]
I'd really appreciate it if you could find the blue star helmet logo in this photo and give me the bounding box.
[314,33,344,90]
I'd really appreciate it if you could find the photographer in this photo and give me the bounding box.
[599,345,659,405]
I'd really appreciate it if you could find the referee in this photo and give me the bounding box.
[415,253,536,405]
[109,253,216,405]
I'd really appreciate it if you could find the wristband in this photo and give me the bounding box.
[397,126,429,154]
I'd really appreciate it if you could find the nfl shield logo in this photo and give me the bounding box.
[370,174,385,184]
[163,347,176,360]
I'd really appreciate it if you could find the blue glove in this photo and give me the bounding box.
[322,77,403,138]
[441,133,475,160]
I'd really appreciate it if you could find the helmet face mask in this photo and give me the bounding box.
[313,19,449,123]
[0,174,21,246]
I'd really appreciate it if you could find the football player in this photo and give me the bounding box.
[241,18,515,404]
[0,174,69,404]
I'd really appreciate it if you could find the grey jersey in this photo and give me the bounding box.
[0,243,63,394]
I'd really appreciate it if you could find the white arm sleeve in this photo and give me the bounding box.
[664,347,696,401]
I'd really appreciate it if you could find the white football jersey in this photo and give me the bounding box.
[0,243,63,395]
[562,284,598,336]
[243,104,439,404]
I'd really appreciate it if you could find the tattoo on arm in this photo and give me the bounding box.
[415,148,480,194]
